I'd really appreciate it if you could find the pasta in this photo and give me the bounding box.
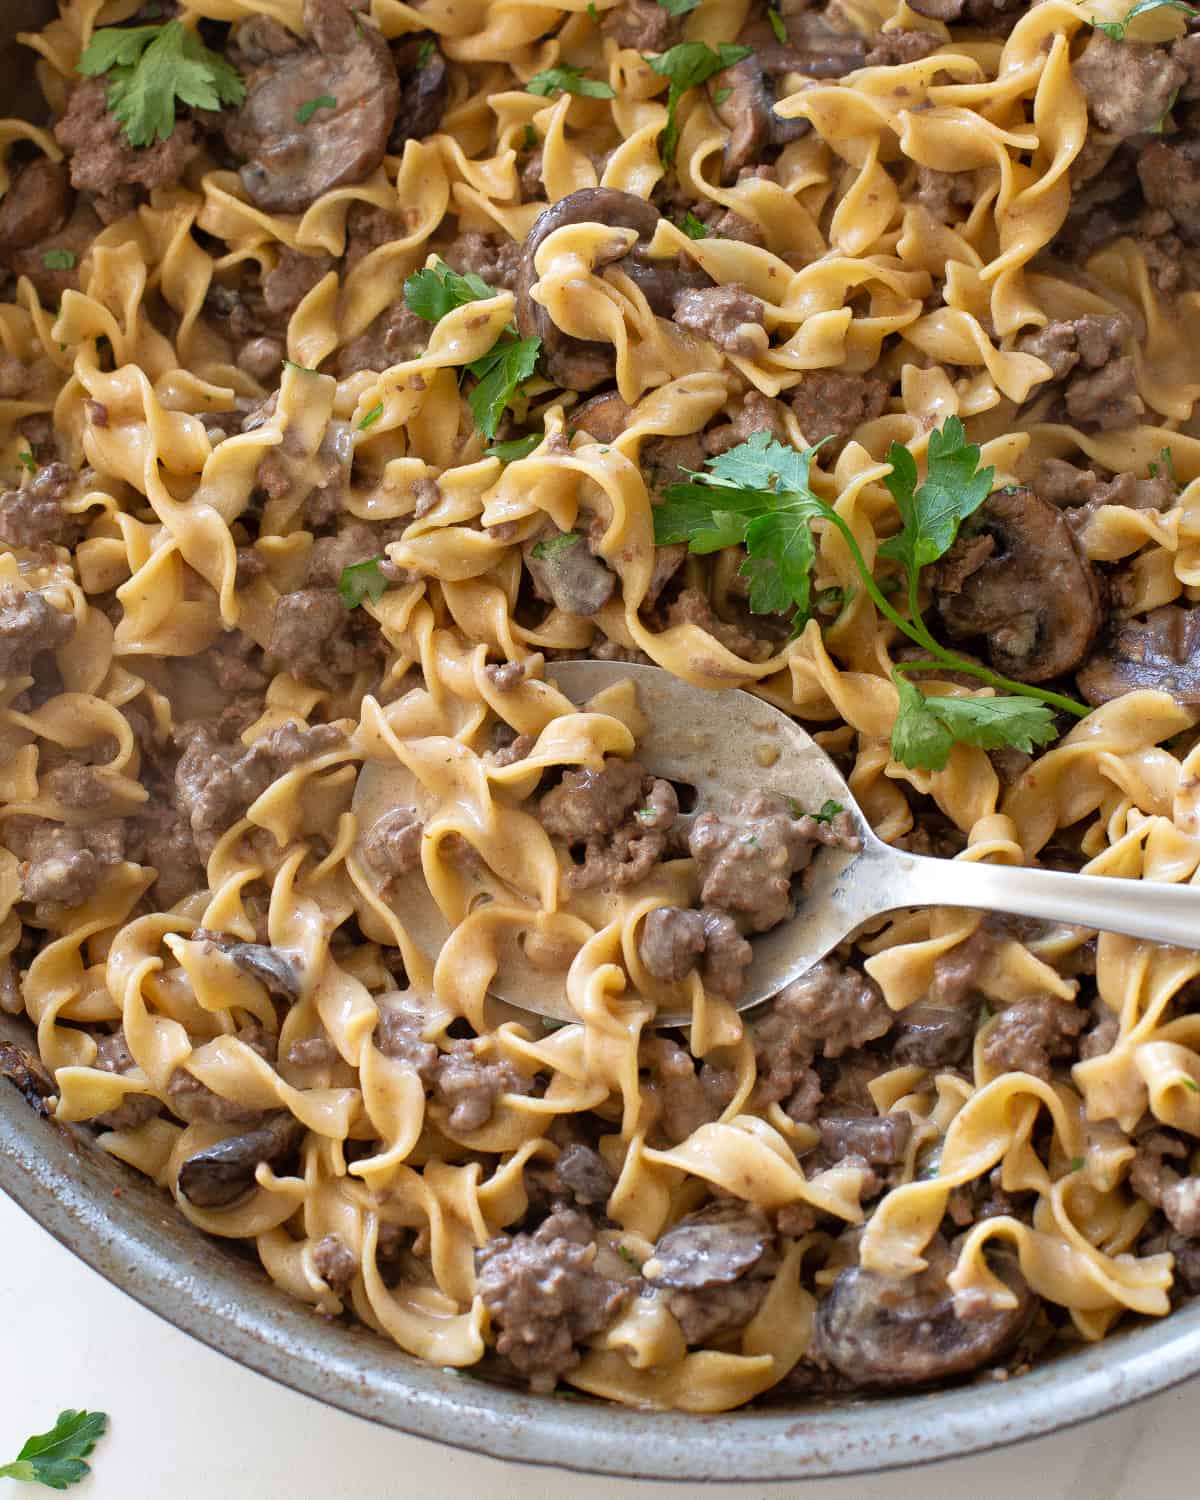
[3,0,1200,1412]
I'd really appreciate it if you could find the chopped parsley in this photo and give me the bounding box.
[1185,1077,1200,1093]
[785,796,844,823]
[679,210,709,239]
[531,530,581,559]
[0,1409,108,1490]
[644,41,752,168]
[357,402,384,431]
[403,259,496,322]
[466,336,541,441]
[617,1244,645,1269]
[526,64,616,99]
[16,449,37,474]
[654,419,1085,772]
[657,0,702,12]
[1069,1156,1086,1172]
[40,249,76,272]
[338,556,388,609]
[1092,0,1197,39]
[486,432,543,462]
[402,261,541,441]
[767,5,788,41]
[587,0,601,20]
[416,37,437,66]
[281,357,319,374]
[712,85,732,105]
[1149,445,1179,487]
[296,93,337,125]
[77,20,244,147]
[522,122,538,151]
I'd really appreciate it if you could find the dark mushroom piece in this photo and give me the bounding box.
[572,390,635,443]
[194,931,302,1001]
[514,188,708,392]
[0,157,73,254]
[223,0,400,215]
[0,1040,56,1116]
[1077,605,1200,707]
[891,995,980,1068]
[178,1110,306,1208]
[932,487,1102,684]
[712,15,868,181]
[646,1200,773,1289]
[389,35,449,150]
[817,1236,1035,1387]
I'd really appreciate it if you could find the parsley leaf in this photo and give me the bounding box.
[878,415,994,577]
[767,5,788,41]
[526,64,616,99]
[1092,0,1197,39]
[891,671,1058,771]
[417,37,437,65]
[16,449,37,474]
[588,1,601,20]
[487,432,542,462]
[1149,444,1179,487]
[296,93,337,124]
[786,796,843,822]
[338,556,387,609]
[1069,1156,1086,1172]
[357,402,384,431]
[657,0,701,13]
[77,20,245,148]
[41,249,76,271]
[658,419,1088,770]
[403,259,497,322]
[0,1409,108,1490]
[645,41,752,168]
[1185,1077,1200,1093]
[532,530,581,558]
[679,210,709,239]
[466,336,540,440]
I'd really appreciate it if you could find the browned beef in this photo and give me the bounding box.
[915,167,975,222]
[981,996,1086,1080]
[5,813,123,910]
[704,392,788,456]
[789,370,889,447]
[313,1232,359,1287]
[0,585,74,676]
[224,0,399,214]
[1072,32,1185,139]
[442,231,522,292]
[166,1024,278,1125]
[603,0,679,50]
[539,756,646,842]
[91,1028,161,1131]
[864,30,941,66]
[650,1201,776,1345]
[0,463,78,548]
[55,78,199,223]
[553,1144,616,1207]
[475,1218,630,1389]
[434,1040,534,1132]
[524,531,617,617]
[362,806,424,882]
[639,906,706,982]
[667,587,771,662]
[688,792,861,934]
[173,719,344,854]
[672,284,766,356]
[372,1000,438,1081]
[335,300,429,376]
[262,247,335,318]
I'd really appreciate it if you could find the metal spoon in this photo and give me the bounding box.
[353,659,1200,1025]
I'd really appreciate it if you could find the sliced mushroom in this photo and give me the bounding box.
[572,390,635,443]
[712,15,868,180]
[891,996,980,1068]
[817,1236,1035,1387]
[523,530,617,617]
[0,1040,56,1116]
[223,0,400,214]
[195,931,302,1000]
[178,1110,305,1208]
[932,487,1102,683]
[0,158,72,253]
[515,188,707,391]
[647,1200,773,1289]
[389,35,449,150]
[1077,605,1200,707]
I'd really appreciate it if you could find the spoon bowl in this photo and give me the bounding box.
[353,661,1200,1024]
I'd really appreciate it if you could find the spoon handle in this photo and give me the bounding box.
[889,847,1200,948]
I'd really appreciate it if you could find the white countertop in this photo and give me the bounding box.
[0,1189,1191,1500]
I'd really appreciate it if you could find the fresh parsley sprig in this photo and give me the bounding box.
[657,0,702,14]
[486,432,543,462]
[1091,0,1196,38]
[77,20,244,148]
[644,41,752,168]
[401,259,541,440]
[655,420,1088,771]
[0,1410,108,1490]
[526,64,616,99]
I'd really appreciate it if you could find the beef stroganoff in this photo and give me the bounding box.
[3,0,1200,1411]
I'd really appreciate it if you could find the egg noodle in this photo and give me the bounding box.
[2,0,1200,1411]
